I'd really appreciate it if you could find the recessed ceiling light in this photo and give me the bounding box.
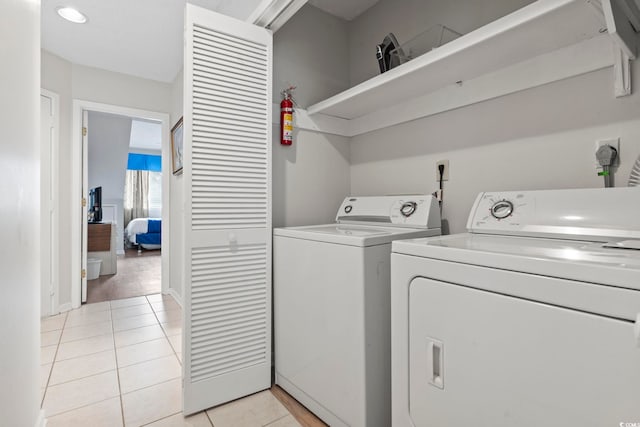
[56,7,88,24]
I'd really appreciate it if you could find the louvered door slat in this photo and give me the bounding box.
[184,4,272,415]
[194,67,266,92]
[194,27,267,57]
[193,58,267,86]
[194,107,266,125]
[195,92,267,113]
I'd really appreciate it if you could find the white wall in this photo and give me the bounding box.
[273,4,351,106]
[88,111,132,253]
[273,5,352,227]
[348,0,535,86]
[41,50,173,309]
[350,61,640,234]
[0,1,42,425]
[169,70,184,301]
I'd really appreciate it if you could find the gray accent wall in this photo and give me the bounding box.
[87,111,132,254]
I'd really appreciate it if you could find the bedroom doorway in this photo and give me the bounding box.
[71,100,171,308]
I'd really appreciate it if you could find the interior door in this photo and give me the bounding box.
[182,4,273,414]
[81,110,88,303]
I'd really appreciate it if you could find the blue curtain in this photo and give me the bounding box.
[127,153,161,172]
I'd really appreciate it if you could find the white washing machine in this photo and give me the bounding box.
[274,195,441,427]
[391,187,640,427]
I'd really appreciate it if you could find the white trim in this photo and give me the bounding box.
[40,89,60,316]
[248,0,307,32]
[166,287,183,308]
[34,409,46,427]
[71,100,171,308]
[58,302,73,313]
[613,46,632,97]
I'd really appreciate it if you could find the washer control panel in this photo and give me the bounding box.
[336,195,441,229]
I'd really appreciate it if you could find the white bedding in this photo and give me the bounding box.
[126,218,149,239]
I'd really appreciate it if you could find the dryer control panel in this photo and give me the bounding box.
[467,187,640,241]
[337,195,441,229]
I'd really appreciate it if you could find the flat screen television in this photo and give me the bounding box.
[89,186,102,223]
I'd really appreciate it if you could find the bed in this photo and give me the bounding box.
[125,218,161,251]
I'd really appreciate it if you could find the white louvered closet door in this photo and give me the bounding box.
[183,4,272,415]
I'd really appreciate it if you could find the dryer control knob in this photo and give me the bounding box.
[400,201,417,217]
[490,200,514,220]
[344,205,353,213]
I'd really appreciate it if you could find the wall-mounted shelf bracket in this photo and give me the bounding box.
[613,47,632,97]
[603,0,639,97]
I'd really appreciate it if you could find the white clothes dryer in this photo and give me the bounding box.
[391,187,640,427]
[274,195,441,427]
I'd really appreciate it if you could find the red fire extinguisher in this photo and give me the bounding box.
[280,87,295,146]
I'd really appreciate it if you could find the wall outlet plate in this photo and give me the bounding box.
[436,160,449,181]
[595,138,620,168]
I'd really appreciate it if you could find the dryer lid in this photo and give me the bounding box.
[393,233,640,291]
[467,187,640,241]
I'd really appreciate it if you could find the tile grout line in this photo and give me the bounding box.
[263,413,291,427]
[110,300,127,427]
[137,410,184,427]
[45,365,116,388]
[40,396,121,422]
[41,296,177,425]
[41,311,69,408]
[205,410,216,427]
[146,294,182,365]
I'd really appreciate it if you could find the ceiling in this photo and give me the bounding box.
[309,0,380,21]
[41,0,260,83]
[130,119,162,151]
[41,0,379,83]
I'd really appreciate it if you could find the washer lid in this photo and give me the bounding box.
[274,224,441,247]
[393,234,640,291]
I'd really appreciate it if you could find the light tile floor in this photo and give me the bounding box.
[41,294,302,427]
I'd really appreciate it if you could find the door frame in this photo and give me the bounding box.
[41,89,60,316]
[71,100,171,308]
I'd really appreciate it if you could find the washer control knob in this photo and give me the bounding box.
[490,200,514,219]
[400,201,417,217]
[344,205,353,213]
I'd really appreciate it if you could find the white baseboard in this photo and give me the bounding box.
[35,409,46,427]
[58,303,72,313]
[166,288,183,308]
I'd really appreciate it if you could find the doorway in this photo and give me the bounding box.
[71,101,171,308]
[85,111,164,303]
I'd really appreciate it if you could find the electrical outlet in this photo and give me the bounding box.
[436,160,449,181]
[595,138,620,168]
